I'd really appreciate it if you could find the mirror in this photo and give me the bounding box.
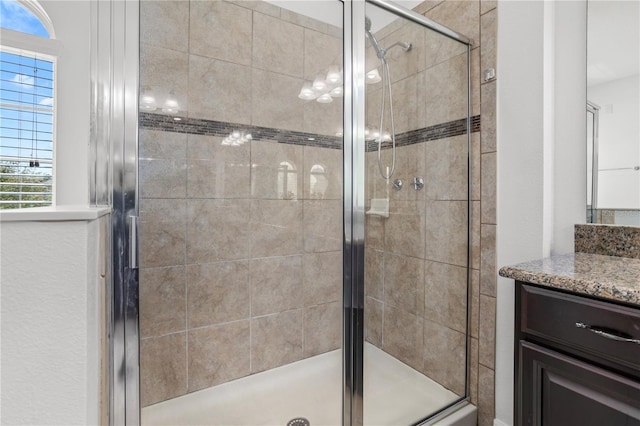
[586,0,640,226]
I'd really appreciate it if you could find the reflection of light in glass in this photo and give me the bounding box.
[310,164,328,199]
[329,86,343,97]
[221,130,252,147]
[140,92,157,110]
[278,161,298,200]
[326,66,341,84]
[165,98,178,108]
[317,93,333,103]
[162,92,180,114]
[299,65,344,105]
[298,82,317,100]
[366,68,381,84]
[313,75,327,91]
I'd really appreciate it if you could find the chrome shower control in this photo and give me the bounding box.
[483,68,496,82]
[393,179,403,190]
[412,177,424,190]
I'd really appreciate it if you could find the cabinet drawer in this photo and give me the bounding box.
[519,341,640,426]
[520,284,640,372]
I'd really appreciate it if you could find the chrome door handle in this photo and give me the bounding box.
[128,215,139,270]
[575,322,640,344]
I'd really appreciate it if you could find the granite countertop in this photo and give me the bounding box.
[499,252,640,306]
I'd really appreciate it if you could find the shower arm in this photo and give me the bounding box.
[380,41,412,57]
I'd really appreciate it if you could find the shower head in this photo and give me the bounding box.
[364,16,412,60]
[365,16,385,60]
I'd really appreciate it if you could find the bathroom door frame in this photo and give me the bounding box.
[107,1,473,425]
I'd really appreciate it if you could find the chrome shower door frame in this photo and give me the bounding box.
[106,0,473,424]
[93,0,140,424]
[586,101,600,221]
[343,1,365,424]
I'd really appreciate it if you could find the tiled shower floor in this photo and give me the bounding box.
[142,343,459,426]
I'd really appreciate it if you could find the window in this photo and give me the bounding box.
[0,48,54,208]
[0,0,55,209]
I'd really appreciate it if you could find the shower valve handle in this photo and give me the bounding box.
[412,177,424,190]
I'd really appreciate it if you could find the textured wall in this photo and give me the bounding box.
[138,0,344,407]
[0,217,104,425]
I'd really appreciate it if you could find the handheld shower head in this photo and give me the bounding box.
[365,16,385,60]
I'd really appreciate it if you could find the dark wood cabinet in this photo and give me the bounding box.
[515,282,640,426]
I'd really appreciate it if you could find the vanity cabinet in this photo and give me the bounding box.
[514,281,640,426]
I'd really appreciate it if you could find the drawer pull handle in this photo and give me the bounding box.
[575,322,640,345]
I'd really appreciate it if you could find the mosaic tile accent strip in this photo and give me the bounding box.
[139,112,341,149]
[140,113,481,150]
[366,115,481,151]
[575,224,640,259]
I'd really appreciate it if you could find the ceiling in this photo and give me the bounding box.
[267,1,637,88]
[265,0,423,33]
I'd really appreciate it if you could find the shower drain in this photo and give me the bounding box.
[287,417,310,426]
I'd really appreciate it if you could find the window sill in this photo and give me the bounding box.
[0,205,111,222]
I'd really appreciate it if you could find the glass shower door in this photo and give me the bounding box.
[361,1,472,424]
[121,1,474,424]
[136,1,346,425]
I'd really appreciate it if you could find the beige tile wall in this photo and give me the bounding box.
[364,1,497,425]
[139,0,498,422]
[478,3,497,425]
[139,0,343,407]
[139,135,344,406]
[140,0,342,136]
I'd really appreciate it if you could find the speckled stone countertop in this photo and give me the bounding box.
[499,253,640,306]
[575,224,640,259]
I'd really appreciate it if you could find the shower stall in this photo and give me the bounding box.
[103,0,474,424]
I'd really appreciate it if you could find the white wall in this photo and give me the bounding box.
[590,75,640,209]
[0,2,101,424]
[495,1,587,424]
[552,1,587,254]
[42,0,92,205]
[0,218,103,425]
[496,3,547,424]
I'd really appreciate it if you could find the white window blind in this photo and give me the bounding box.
[0,48,54,209]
